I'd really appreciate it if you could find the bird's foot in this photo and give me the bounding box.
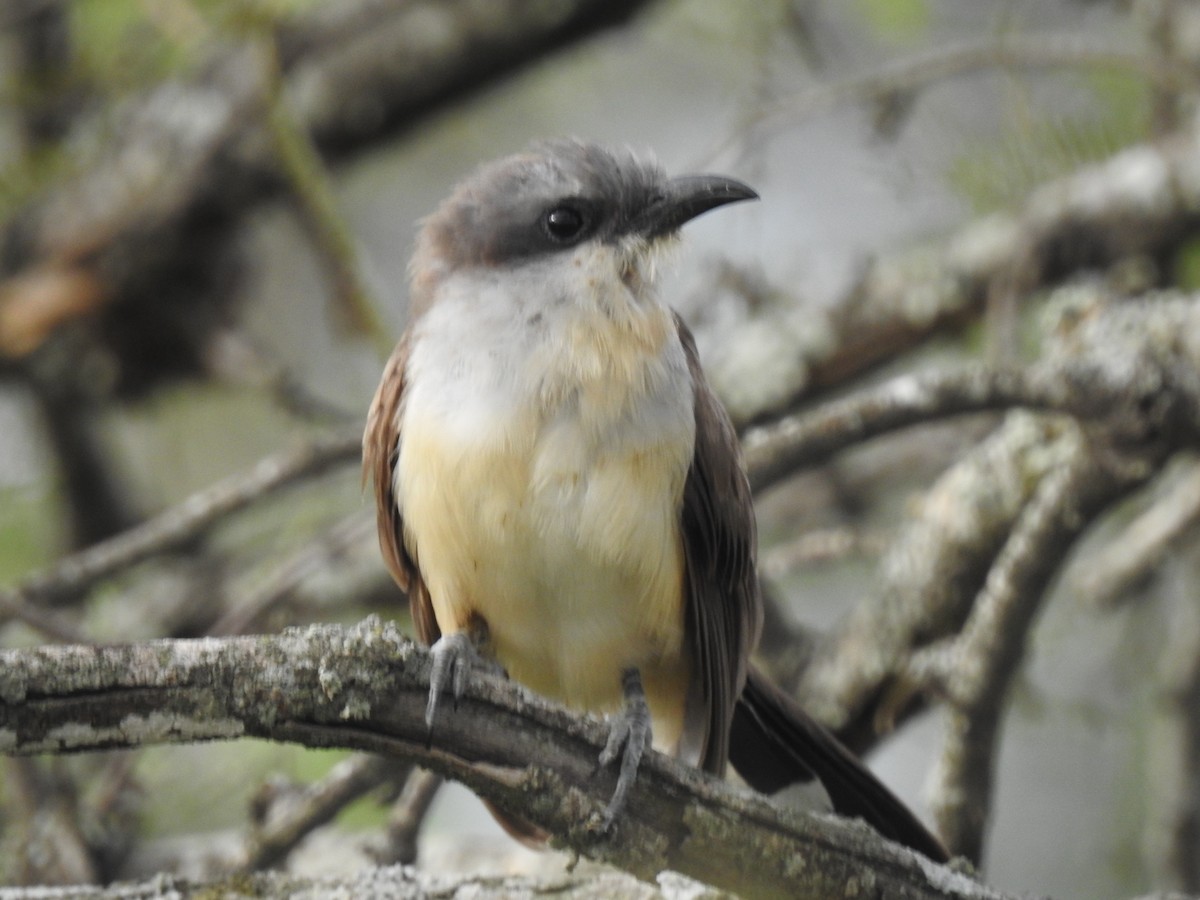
[426,626,501,728]
[595,667,652,830]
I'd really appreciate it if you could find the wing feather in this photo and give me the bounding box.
[362,331,440,645]
[675,313,762,775]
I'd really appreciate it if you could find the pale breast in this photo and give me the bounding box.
[394,261,696,744]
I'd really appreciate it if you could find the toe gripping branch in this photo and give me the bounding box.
[597,667,653,828]
[425,624,502,728]
[426,641,651,833]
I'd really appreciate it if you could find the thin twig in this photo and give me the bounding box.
[4,758,99,884]
[376,768,444,865]
[3,429,361,609]
[759,526,888,579]
[699,34,1196,167]
[240,753,399,871]
[744,365,1089,494]
[1072,459,1200,609]
[1143,558,1200,890]
[0,590,88,642]
[208,511,375,637]
[257,36,393,359]
[1145,0,1186,135]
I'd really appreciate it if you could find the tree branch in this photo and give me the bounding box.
[744,289,1200,494]
[730,34,1195,151]
[0,863,736,899]
[1071,459,1200,609]
[0,0,654,395]
[727,126,1200,424]
[241,752,399,872]
[4,429,360,612]
[910,436,1154,861]
[0,619,1009,899]
[792,412,1072,743]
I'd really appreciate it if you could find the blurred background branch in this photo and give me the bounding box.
[3,0,1200,896]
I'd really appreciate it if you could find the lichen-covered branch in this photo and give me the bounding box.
[0,862,728,899]
[746,287,1200,495]
[0,619,1009,900]
[912,436,1153,861]
[729,125,1200,423]
[793,412,1071,741]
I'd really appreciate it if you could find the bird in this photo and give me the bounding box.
[363,137,948,862]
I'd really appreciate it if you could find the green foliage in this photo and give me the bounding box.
[854,0,929,43]
[948,70,1150,215]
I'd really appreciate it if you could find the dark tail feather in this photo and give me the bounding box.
[730,666,949,862]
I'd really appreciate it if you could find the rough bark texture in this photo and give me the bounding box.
[0,619,1007,900]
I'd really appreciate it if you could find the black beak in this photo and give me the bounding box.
[631,174,758,240]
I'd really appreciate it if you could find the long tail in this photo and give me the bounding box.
[729,666,949,862]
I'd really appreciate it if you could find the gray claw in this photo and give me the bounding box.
[426,632,477,727]
[597,668,652,829]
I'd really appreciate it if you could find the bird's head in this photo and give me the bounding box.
[408,139,757,317]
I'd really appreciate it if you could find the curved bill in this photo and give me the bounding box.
[631,174,759,240]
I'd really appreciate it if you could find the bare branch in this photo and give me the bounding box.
[374,767,444,866]
[726,127,1200,424]
[208,511,376,637]
[1071,459,1200,609]
[4,757,98,885]
[0,592,87,644]
[745,289,1200,494]
[1143,562,1200,891]
[912,438,1153,861]
[240,753,399,872]
[4,429,360,611]
[0,620,1009,899]
[712,34,1195,160]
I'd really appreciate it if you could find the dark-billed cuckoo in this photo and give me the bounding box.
[364,138,948,861]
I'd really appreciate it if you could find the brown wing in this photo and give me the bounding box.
[364,332,549,847]
[675,313,762,776]
[363,330,440,645]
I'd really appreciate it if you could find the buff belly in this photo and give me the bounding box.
[394,262,697,754]
[396,411,693,752]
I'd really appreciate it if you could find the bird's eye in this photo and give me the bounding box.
[543,205,587,243]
